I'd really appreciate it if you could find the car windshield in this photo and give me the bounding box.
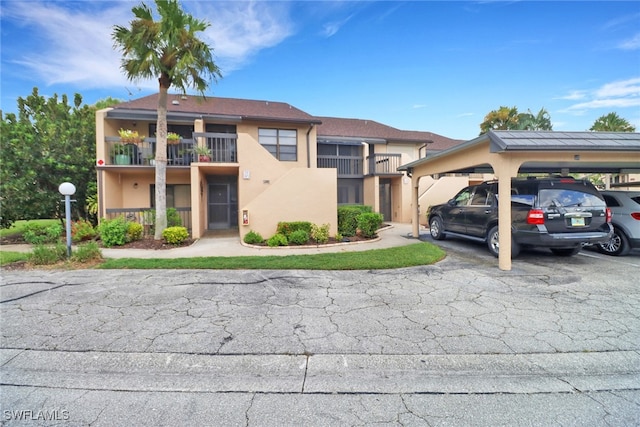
[539,189,605,208]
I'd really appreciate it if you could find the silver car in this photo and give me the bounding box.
[598,190,640,256]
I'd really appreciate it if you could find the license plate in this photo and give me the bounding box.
[570,217,585,226]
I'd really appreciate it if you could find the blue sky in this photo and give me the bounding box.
[1,1,639,140]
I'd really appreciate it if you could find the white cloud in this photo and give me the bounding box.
[595,77,640,98]
[555,90,587,101]
[618,33,640,50]
[2,1,294,89]
[562,77,640,113]
[321,14,353,38]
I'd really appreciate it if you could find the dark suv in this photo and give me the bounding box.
[427,177,613,257]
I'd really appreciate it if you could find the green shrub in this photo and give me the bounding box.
[127,222,144,242]
[97,216,128,247]
[29,243,67,265]
[335,232,343,241]
[23,222,63,244]
[267,233,288,247]
[337,205,372,236]
[357,212,383,238]
[311,223,330,244]
[71,241,102,263]
[276,221,312,238]
[243,230,265,244]
[142,208,182,233]
[167,208,182,227]
[289,229,310,245]
[71,220,96,242]
[162,226,189,245]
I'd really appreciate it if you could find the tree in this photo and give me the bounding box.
[0,88,96,228]
[479,106,553,134]
[479,106,520,134]
[516,108,553,131]
[112,0,222,239]
[589,112,636,132]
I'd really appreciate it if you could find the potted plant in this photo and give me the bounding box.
[192,145,212,162]
[167,132,181,145]
[118,128,144,144]
[110,143,131,165]
[144,154,155,166]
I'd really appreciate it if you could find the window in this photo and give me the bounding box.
[150,184,191,208]
[259,128,297,161]
[453,188,472,206]
[470,187,490,205]
[337,179,363,205]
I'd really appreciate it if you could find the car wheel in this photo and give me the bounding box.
[550,247,581,256]
[429,216,446,240]
[487,226,520,258]
[597,227,631,256]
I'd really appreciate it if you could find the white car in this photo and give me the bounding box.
[598,190,640,256]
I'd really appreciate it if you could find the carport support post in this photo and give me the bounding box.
[411,177,420,237]
[497,172,514,271]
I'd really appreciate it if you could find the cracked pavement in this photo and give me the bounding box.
[1,245,639,426]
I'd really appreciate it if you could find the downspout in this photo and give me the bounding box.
[306,124,315,168]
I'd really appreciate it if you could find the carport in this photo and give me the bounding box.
[398,130,640,270]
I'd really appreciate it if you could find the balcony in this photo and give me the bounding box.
[367,153,402,176]
[317,156,363,177]
[105,135,238,166]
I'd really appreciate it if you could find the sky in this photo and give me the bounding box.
[1,0,639,141]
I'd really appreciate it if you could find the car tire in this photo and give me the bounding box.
[597,227,631,256]
[429,216,446,240]
[550,247,582,256]
[487,226,520,258]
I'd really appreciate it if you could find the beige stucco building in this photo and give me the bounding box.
[95,94,461,239]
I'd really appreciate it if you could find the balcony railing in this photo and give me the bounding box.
[105,207,192,236]
[194,132,238,163]
[367,153,402,176]
[105,138,196,166]
[317,156,363,177]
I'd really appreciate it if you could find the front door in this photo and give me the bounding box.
[379,179,392,221]
[208,180,238,229]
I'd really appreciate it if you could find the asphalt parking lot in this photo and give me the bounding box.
[1,237,639,426]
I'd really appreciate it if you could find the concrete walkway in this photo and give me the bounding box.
[0,223,423,258]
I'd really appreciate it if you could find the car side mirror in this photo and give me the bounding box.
[448,199,456,206]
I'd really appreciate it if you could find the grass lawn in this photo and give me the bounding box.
[0,219,59,238]
[0,251,29,265]
[99,242,446,270]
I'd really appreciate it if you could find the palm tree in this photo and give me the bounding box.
[589,112,636,132]
[516,108,553,131]
[113,0,222,239]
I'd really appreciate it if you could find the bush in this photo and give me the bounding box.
[71,220,96,242]
[267,233,288,247]
[338,205,372,236]
[276,221,312,238]
[23,222,63,245]
[243,230,264,244]
[167,208,182,227]
[357,212,383,238]
[97,216,128,247]
[288,229,310,245]
[127,222,143,242]
[311,223,330,244]
[29,243,67,265]
[71,241,102,263]
[162,226,189,245]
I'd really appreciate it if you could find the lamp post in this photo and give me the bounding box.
[58,182,76,258]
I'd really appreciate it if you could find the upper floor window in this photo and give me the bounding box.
[259,128,297,161]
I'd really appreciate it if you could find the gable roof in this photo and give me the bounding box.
[107,94,321,125]
[316,116,463,148]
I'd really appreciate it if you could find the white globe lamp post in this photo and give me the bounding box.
[58,182,76,258]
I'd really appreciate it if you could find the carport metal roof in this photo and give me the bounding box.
[398,130,640,271]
